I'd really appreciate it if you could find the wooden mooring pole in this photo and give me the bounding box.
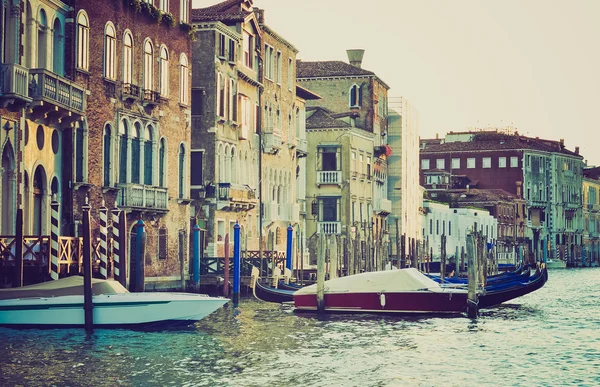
[317,233,325,313]
[82,201,94,332]
[14,208,23,287]
[466,233,478,319]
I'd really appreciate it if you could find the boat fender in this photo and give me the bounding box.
[379,293,386,309]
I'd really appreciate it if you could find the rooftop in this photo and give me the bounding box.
[191,0,252,22]
[421,131,581,158]
[296,60,376,78]
[306,107,351,129]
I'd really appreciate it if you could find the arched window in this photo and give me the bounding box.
[179,53,189,105]
[104,23,116,80]
[103,124,112,187]
[178,144,186,199]
[159,0,169,12]
[123,31,133,86]
[223,144,230,182]
[159,138,166,187]
[119,120,129,184]
[143,39,154,93]
[76,11,89,70]
[217,72,224,117]
[159,45,169,97]
[180,0,189,23]
[349,84,362,107]
[230,147,236,184]
[37,9,48,68]
[144,126,153,185]
[53,18,64,76]
[217,143,224,183]
[132,123,141,184]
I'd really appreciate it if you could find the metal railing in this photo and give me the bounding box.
[29,68,85,113]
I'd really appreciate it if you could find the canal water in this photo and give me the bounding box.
[1,268,599,387]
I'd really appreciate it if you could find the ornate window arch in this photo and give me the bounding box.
[123,30,134,85]
[76,11,89,70]
[349,83,362,107]
[104,22,117,80]
[179,53,189,105]
[143,39,154,93]
[159,45,169,97]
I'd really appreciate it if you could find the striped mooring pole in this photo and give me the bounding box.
[111,206,122,285]
[98,201,108,280]
[50,196,60,280]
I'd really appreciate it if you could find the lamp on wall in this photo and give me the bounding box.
[311,199,319,216]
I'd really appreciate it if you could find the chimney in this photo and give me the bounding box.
[575,146,580,155]
[435,133,439,139]
[254,7,265,24]
[346,49,365,68]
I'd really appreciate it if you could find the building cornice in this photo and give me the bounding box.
[297,74,390,90]
[261,24,298,53]
[195,22,241,40]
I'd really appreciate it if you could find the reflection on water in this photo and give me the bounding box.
[1,268,600,387]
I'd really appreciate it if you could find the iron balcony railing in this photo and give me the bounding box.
[29,68,85,113]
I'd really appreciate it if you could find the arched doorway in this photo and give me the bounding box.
[129,221,145,292]
[1,143,16,234]
[32,165,47,235]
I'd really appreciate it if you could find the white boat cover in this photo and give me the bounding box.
[295,268,448,295]
[0,276,129,300]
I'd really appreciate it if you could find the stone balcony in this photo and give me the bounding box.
[317,170,342,187]
[374,199,392,216]
[263,127,282,154]
[0,63,31,109]
[296,138,308,158]
[318,221,342,234]
[117,184,168,212]
[29,68,86,120]
[263,202,300,223]
[216,183,256,212]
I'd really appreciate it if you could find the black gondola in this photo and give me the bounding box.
[251,274,295,303]
[478,267,548,309]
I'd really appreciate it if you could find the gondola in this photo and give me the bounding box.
[250,268,295,303]
[293,267,548,314]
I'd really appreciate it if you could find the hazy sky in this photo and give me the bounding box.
[193,0,600,165]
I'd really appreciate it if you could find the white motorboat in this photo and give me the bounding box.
[545,259,567,269]
[0,276,229,328]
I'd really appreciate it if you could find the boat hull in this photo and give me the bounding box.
[0,292,229,327]
[294,290,468,314]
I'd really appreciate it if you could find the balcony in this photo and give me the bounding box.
[142,89,160,107]
[117,184,168,211]
[317,170,342,187]
[564,202,580,211]
[528,199,547,209]
[122,83,141,101]
[374,199,392,216]
[296,138,308,158]
[263,202,300,223]
[0,63,31,109]
[216,183,256,211]
[29,68,86,118]
[318,221,341,234]
[263,128,282,154]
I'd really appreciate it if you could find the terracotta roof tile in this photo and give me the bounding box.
[421,132,581,158]
[191,0,251,22]
[306,107,351,129]
[297,60,375,78]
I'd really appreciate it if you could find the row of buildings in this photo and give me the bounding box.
[1,0,592,290]
[0,0,424,288]
[419,130,599,267]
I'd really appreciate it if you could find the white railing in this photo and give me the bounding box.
[318,221,341,234]
[0,63,30,99]
[117,184,168,210]
[317,170,342,185]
